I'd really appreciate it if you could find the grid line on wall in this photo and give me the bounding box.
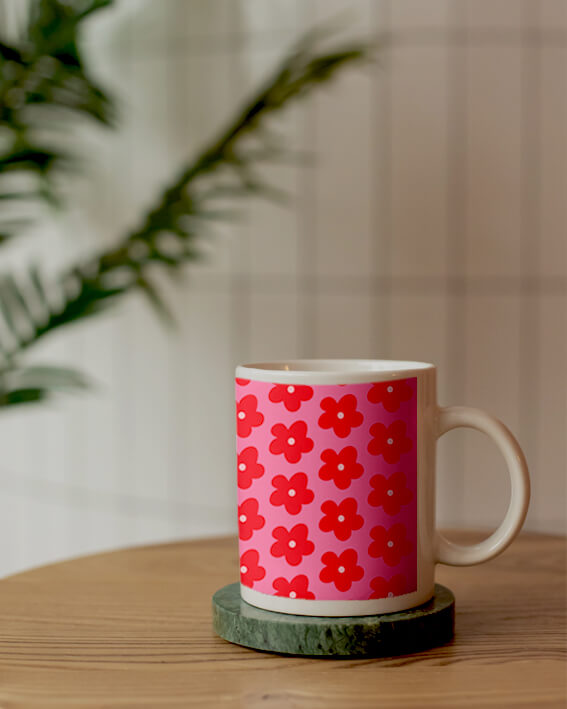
[115,22,144,531]
[370,0,392,357]
[518,0,543,515]
[0,471,228,520]
[296,0,318,357]
[228,10,252,367]
[180,272,566,294]
[109,28,567,60]
[443,0,468,522]
[296,100,318,357]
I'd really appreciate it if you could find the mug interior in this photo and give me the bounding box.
[236,359,435,384]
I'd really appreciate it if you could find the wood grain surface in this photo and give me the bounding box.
[0,531,564,708]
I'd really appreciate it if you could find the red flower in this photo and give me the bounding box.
[370,573,407,599]
[319,498,364,541]
[270,472,314,515]
[318,446,364,489]
[269,384,314,412]
[236,395,264,437]
[237,446,264,489]
[368,523,412,567]
[318,394,363,438]
[238,498,265,541]
[367,380,412,412]
[368,420,412,463]
[239,549,266,587]
[269,421,314,464]
[368,471,413,515]
[235,378,250,386]
[273,574,315,600]
[319,549,364,592]
[271,524,314,566]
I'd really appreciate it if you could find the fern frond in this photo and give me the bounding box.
[0,20,371,404]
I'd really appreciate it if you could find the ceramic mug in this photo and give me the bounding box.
[235,360,530,617]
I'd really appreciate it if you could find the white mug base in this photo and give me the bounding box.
[240,584,436,617]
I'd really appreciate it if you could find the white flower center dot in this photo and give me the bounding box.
[337,411,345,419]
[387,489,394,496]
[287,437,295,446]
[240,565,247,574]
[289,591,297,598]
[387,591,394,598]
[288,540,296,548]
[338,566,345,574]
[337,463,345,471]
[239,514,247,523]
[387,541,394,548]
[287,385,295,394]
[288,489,296,497]
[387,386,393,393]
[337,515,345,522]
[237,411,246,420]
[238,463,246,471]
[387,438,394,445]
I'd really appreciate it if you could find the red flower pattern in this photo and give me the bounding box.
[269,421,314,464]
[368,420,412,463]
[368,471,413,516]
[319,498,364,541]
[271,524,315,566]
[319,549,364,592]
[238,498,265,541]
[318,446,364,489]
[237,379,417,600]
[236,395,264,438]
[368,523,412,567]
[239,549,266,587]
[369,573,407,599]
[270,472,314,515]
[237,446,264,489]
[269,384,314,412]
[367,380,413,412]
[273,574,315,599]
[318,394,363,438]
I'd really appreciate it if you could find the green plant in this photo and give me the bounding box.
[0,0,368,406]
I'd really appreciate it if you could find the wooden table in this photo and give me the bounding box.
[0,531,564,708]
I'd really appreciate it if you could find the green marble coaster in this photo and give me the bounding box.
[212,583,455,657]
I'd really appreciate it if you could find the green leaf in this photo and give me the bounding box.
[7,364,89,389]
[0,146,63,173]
[0,363,90,408]
[0,42,24,63]
[135,275,175,329]
[27,0,114,66]
[0,387,49,406]
[9,364,89,389]
[0,191,43,201]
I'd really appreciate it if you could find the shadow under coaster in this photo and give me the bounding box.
[212,583,455,658]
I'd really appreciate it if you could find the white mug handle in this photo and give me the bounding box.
[435,406,530,566]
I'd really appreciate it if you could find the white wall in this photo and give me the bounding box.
[0,0,565,577]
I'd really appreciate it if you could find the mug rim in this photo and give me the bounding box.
[236,359,435,385]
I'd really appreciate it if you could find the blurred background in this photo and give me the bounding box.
[0,0,564,577]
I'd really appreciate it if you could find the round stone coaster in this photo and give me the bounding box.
[212,583,455,658]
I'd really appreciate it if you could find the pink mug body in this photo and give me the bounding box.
[235,361,422,616]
